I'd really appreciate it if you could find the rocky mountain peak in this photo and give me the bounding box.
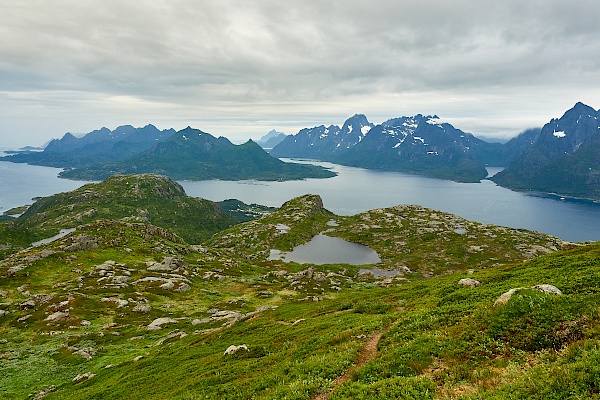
[341,114,373,136]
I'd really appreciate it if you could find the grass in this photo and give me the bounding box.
[1,189,599,399]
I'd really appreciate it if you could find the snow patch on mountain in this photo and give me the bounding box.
[553,130,566,138]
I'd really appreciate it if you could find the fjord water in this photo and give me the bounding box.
[180,160,600,243]
[0,160,92,212]
[2,158,600,242]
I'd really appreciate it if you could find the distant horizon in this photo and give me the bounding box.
[1,104,580,150]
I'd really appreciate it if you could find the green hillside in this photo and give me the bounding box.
[59,128,336,181]
[1,179,598,399]
[0,174,271,257]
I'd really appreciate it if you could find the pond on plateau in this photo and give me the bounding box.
[268,234,381,265]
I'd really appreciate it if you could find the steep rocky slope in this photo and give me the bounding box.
[494,102,600,200]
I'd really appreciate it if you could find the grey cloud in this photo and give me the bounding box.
[0,0,599,147]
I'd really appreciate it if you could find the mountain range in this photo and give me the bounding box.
[271,103,600,199]
[3,102,600,199]
[2,126,334,182]
[271,113,504,182]
[4,125,175,168]
[256,129,288,149]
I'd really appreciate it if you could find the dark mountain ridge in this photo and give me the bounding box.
[59,127,335,181]
[272,113,503,182]
[270,114,373,159]
[3,124,176,168]
[493,102,600,200]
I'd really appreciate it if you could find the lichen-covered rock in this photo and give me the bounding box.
[65,234,99,252]
[132,304,152,313]
[174,283,191,292]
[494,288,525,305]
[159,281,175,291]
[224,344,248,355]
[73,347,96,360]
[20,299,36,309]
[147,317,177,331]
[73,372,95,384]
[31,294,55,305]
[458,278,482,288]
[532,284,562,295]
[494,284,562,305]
[7,265,26,275]
[100,297,129,308]
[44,311,70,322]
[146,256,187,272]
[33,385,57,400]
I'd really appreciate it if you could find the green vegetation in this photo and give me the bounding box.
[59,129,336,181]
[0,174,268,258]
[492,142,600,201]
[339,150,489,183]
[1,176,598,399]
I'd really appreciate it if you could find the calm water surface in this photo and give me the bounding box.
[268,234,381,265]
[180,160,600,243]
[2,157,600,242]
[0,160,92,212]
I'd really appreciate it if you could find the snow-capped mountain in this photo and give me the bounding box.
[269,114,373,158]
[340,114,501,182]
[493,102,600,200]
[271,113,502,182]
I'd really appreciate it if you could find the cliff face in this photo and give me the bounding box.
[493,102,600,200]
[270,114,373,159]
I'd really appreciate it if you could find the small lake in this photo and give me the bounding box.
[268,234,381,265]
[31,228,76,247]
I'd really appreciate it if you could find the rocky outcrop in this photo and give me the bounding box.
[33,385,57,400]
[64,234,99,252]
[458,278,482,288]
[147,317,177,331]
[224,344,249,356]
[146,257,188,272]
[495,284,562,305]
[72,372,95,384]
[532,284,562,295]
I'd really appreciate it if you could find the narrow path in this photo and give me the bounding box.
[312,329,386,400]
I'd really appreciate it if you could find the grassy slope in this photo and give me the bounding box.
[0,192,598,399]
[0,174,241,257]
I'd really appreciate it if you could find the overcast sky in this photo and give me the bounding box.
[1,0,599,148]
